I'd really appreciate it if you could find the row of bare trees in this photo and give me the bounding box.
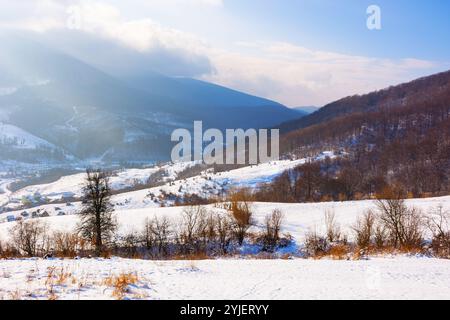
[0,205,286,259]
[303,187,450,259]
[1,172,288,258]
[277,78,450,200]
[2,170,448,260]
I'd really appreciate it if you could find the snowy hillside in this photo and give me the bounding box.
[0,123,56,149]
[1,157,450,300]
[0,158,308,212]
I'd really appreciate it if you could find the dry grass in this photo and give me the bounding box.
[9,290,22,300]
[103,273,139,300]
[327,245,351,260]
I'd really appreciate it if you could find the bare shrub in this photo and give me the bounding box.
[142,216,172,257]
[179,206,208,253]
[376,195,424,248]
[324,210,341,243]
[121,231,141,257]
[262,209,284,251]
[401,207,424,249]
[328,244,351,260]
[229,189,253,246]
[52,231,80,258]
[0,240,19,259]
[427,205,450,258]
[204,213,217,243]
[352,210,375,248]
[374,224,387,249]
[304,230,329,257]
[142,218,156,250]
[10,220,49,257]
[215,214,233,254]
[104,273,139,300]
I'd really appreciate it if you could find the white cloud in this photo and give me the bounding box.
[0,0,68,32]
[0,0,445,106]
[64,1,211,54]
[201,42,441,106]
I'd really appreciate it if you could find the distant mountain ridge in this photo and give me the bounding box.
[0,34,300,164]
[292,106,320,114]
[279,70,450,134]
[278,69,450,160]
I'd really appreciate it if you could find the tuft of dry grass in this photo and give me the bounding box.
[327,244,351,260]
[9,290,22,300]
[103,273,139,300]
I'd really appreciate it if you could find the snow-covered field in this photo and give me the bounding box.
[1,256,449,300]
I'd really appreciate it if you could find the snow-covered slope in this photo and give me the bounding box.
[0,158,308,211]
[0,123,55,149]
[0,161,198,208]
[0,168,449,300]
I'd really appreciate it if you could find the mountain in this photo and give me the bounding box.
[279,70,450,134]
[0,34,299,164]
[121,73,300,129]
[277,70,450,198]
[292,106,320,114]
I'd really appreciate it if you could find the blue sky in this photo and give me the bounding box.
[223,0,450,61]
[1,0,449,106]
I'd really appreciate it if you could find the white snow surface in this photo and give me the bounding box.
[1,155,450,300]
[0,123,55,149]
[0,257,449,300]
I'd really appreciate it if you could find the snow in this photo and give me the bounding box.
[0,123,55,149]
[0,158,307,211]
[1,196,449,244]
[1,156,449,300]
[0,257,449,300]
[1,161,197,207]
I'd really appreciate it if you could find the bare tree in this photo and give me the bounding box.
[262,209,284,251]
[52,231,80,258]
[10,220,49,257]
[427,205,450,257]
[143,216,172,256]
[324,210,341,243]
[304,229,329,257]
[215,214,233,254]
[376,190,423,248]
[352,210,375,248]
[78,169,117,256]
[229,191,253,246]
[180,206,207,245]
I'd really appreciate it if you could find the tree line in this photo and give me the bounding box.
[275,84,450,199]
